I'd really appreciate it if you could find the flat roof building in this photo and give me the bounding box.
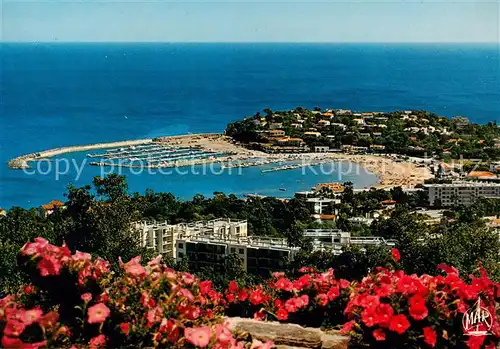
[424,182,500,207]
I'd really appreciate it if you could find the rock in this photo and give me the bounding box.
[225,317,348,349]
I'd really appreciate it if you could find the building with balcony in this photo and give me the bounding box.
[175,234,298,275]
[135,218,248,260]
[424,182,500,207]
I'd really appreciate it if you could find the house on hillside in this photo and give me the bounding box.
[303,131,321,138]
[41,200,65,216]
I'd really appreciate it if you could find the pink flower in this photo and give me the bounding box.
[72,251,92,262]
[89,334,106,349]
[215,323,233,344]
[179,288,194,302]
[37,255,62,276]
[184,326,212,348]
[81,293,92,303]
[87,303,110,324]
[251,339,274,349]
[21,308,43,326]
[181,272,195,285]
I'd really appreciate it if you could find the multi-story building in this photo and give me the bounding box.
[303,229,396,248]
[424,182,500,207]
[175,234,298,275]
[305,197,340,215]
[137,220,397,276]
[135,218,248,260]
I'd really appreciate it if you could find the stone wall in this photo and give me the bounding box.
[225,317,349,349]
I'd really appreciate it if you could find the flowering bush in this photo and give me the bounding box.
[0,238,271,348]
[223,267,351,328]
[340,265,500,348]
[1,238,499,349]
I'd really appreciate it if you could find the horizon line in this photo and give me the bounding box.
[1,41,499,44]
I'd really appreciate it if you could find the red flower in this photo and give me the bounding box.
[23,285,36,294]
[275,278,293,292]
[316,293,328,307]
[396,275,418,295]
[423,327,437,347]
[465,335,485,349]
[376,303,394,327]
[276,308,288,321]
[237,289,248,302]
[339,279,350,289]
[228,281,239,293]
[199,280,212,295]
[327,286,340,301]
[360,295,380,309]
[409,294,428,320]
[340,320,356,335]
[87,303,110,324]
[389,314,410,335]
[249,290,265,305]
[409,304,428,321]
[120,322,130,335]
[409,294,426,308]
[361,307,378,327]
[372,328,386,341]
[391,248,401,262]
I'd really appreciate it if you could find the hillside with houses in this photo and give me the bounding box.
[225,107,500,160]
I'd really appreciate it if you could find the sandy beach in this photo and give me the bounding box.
[8,133,432,188]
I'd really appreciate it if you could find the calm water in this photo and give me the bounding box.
[1,43,500,208]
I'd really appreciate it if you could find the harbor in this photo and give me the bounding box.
[261,160,334,173]
[88,143,234,168]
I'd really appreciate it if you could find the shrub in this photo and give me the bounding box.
[1,238,499,349]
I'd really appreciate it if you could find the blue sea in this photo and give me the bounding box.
[1,43,500,209]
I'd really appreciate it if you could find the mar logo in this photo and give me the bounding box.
[462,298,493,337]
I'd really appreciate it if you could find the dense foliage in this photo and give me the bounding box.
[225,108,500,160]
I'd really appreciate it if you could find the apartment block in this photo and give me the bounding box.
[424,182,500,207]
[175,235,298,275]
[135,218,248,260]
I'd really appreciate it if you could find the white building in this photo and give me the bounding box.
[314,146,330,153]
[305,197,340,214]
[175,234,298,275]
[135,218,248,259]
[424,182,500,207]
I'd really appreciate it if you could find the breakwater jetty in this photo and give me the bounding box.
[7,133,221,169]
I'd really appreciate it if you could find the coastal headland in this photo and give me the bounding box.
[7,133,432,189]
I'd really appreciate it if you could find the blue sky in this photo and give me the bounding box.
[2,0,499,43]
